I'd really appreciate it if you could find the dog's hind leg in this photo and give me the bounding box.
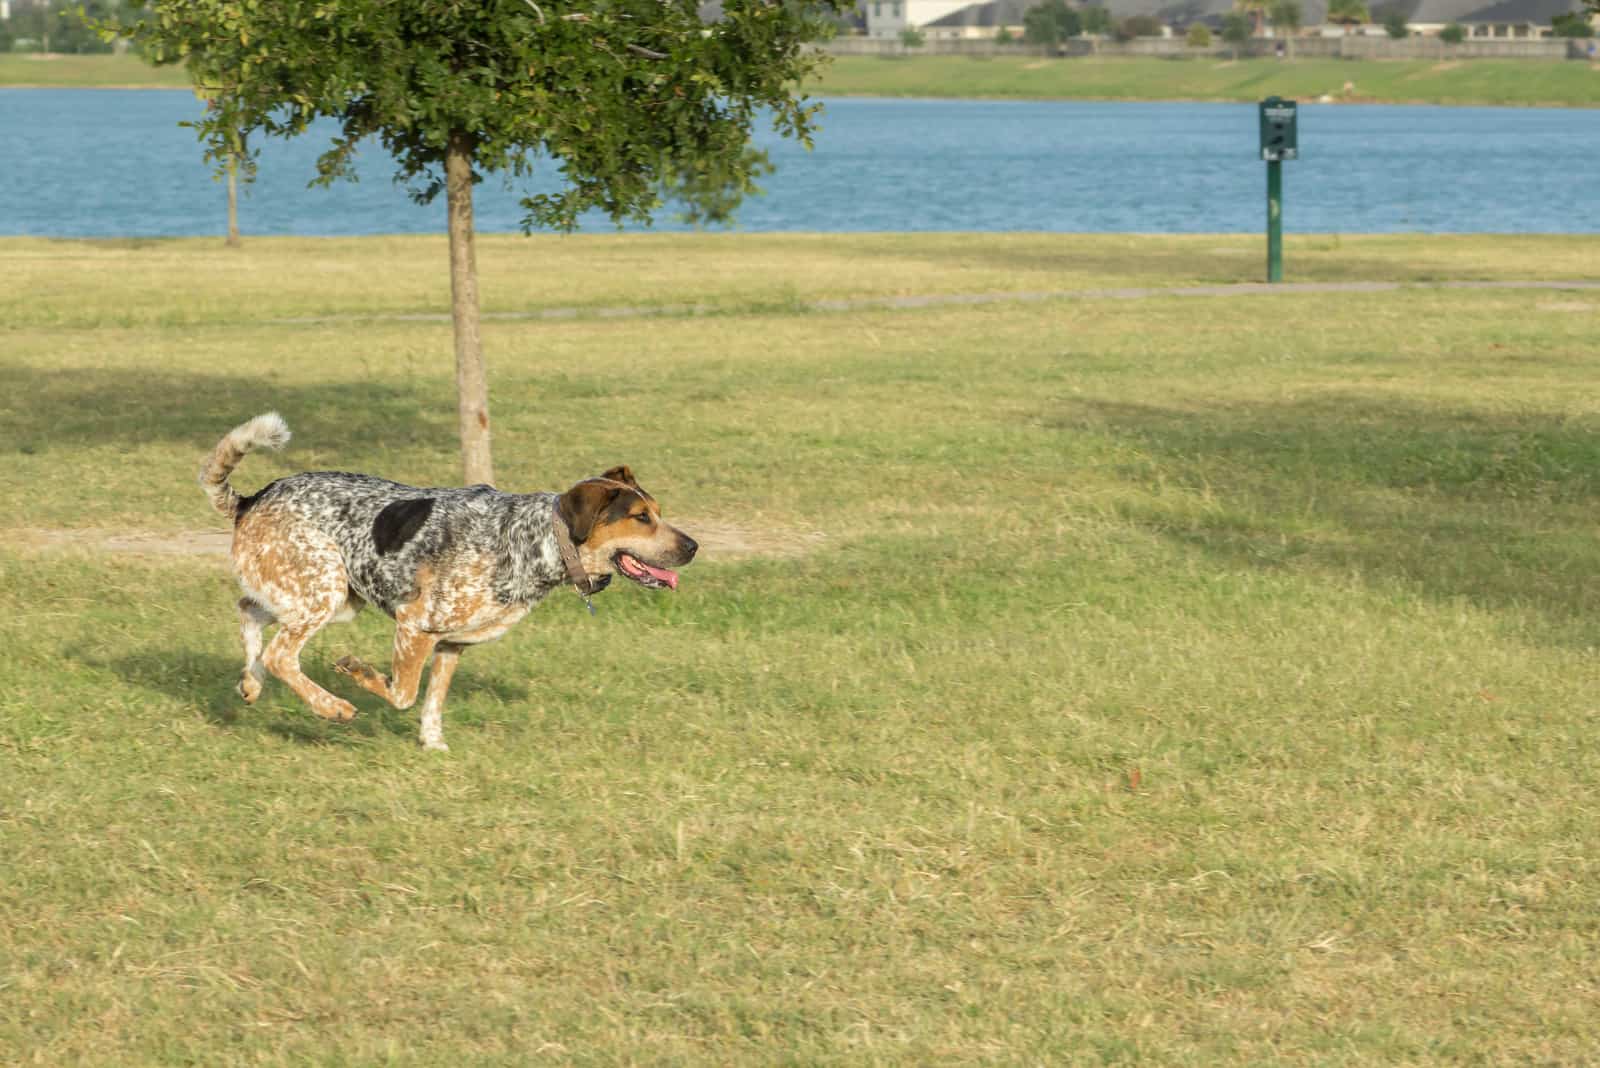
[263,610,356,722]
[237,597,275,704]
[334,623,439,711]
[417,642,462,752]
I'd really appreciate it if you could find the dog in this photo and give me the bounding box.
[198,412,697,750]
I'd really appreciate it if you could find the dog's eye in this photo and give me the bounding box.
[635,513,653,524]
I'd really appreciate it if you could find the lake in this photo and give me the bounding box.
[1,89,1595,236]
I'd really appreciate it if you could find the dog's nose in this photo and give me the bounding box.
[679,534,698,561]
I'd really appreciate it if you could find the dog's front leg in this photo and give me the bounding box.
[417,642,463,752]
[334,624,438,710]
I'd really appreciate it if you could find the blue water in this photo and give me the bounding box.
[1,89,1595,236]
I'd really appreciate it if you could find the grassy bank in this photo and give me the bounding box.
[5,234,1600,1062]
[814,54,1600,107]
[7,51,1600,106]
[0,52,189,88]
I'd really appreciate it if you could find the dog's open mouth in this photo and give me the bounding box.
[615,551,679,591]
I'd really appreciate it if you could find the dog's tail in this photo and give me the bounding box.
[199,412,291,518]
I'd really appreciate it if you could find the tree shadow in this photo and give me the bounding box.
[0,365,453,456]
[1055,391,1600,641]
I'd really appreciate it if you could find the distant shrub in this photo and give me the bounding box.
[1186,22,1213,46]
[1023,0,1081,45]
[899,25,926,47]
[1552,12,1594,37]
[1120,14,1165,37]
[995,26,1015,44]
[1438,22,1465,42]
[1382,10,1409,37]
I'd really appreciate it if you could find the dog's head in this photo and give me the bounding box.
[557,466,697,591]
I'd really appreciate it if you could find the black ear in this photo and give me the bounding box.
[559,481,620,543]
[601,465,639,489]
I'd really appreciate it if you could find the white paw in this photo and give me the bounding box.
[421,737,450,753]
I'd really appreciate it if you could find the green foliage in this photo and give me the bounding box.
[1079,4,1114,34]
[994,26,1015,44]
[1221,11,1252,45]
[120,0,845,232]
[1439,22,1466,42]
[10,0,127,53]
[1114,13,1164,40]
[898,24,926,46]
[1268,0,1303,34]
[1327,0,1370,25]
[1383,9,1410,37]
[1023,0,1080,46]
[1551,12,1595,36]
[1186,22,1213,46]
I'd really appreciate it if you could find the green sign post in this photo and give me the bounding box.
[1258,97,1298,283]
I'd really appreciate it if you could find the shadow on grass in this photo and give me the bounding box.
[1057,391,1600,639]
[98,641,531,746]
[2,366,452,455]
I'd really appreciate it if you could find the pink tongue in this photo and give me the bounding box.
[632,558,679,590]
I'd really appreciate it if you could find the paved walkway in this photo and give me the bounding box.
[270,279,1600,326]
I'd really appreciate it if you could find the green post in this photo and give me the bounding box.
[1266,158,1283,283]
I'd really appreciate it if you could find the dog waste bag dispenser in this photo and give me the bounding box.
[1259,97,1297,283]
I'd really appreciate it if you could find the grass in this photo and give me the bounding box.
[4,234,1600,1062]
[0,51,190,89]
[813,55,1600,107]
[7,52,1600,107]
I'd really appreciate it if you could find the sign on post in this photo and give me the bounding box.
[1258,97,1297,283]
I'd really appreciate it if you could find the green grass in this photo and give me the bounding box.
[814,55,1600,107]
[5,234,1600,1062]
[8,52,1600,107]
[0,52,190,88]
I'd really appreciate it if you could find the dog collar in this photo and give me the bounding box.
[551,507,600,616]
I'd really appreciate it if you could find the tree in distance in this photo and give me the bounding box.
[1185,22,1213,46]
[1382,8,1410,37]
[1269,0,1302,58]
[1439,21,1466,41]
[122,0,845,485]
[1327,0,1371,30]
[1221,10,1252,56]
[1023,0,1082,46]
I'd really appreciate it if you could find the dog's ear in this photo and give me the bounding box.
[601,465,639,489]
[559,480,621,543]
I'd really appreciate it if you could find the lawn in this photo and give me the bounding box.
[813,55,1600,107]
[8,51,1600,107]
[4,234,1600,1063]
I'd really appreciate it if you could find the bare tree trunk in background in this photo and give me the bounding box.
[225,155,241,248]
[445,129,494,486]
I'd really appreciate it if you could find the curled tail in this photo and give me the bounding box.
[199,412,291,518]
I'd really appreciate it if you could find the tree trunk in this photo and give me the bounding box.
[225,155,241,248]
[445,129,494,487]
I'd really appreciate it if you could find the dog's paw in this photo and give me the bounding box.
[333,654,369,678]
[420,736,450,753]
[315,697,359,722]
[236,673,262,705]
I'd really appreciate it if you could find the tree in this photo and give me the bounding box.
[1327,0,1371,30]
[1236,0,1268,36]
[1269,0,1302,58]
[1185,22,1213,46]
[1023,0,1081,46]
[1115,13,1163,39]
[1382,9,1409,36]
[1220,10,1251,56]
[1439,22,1465,42]
[899,25,926,46]
[1079,5,1114,35]
[1552,12,1595,36]
[124,0,842,486]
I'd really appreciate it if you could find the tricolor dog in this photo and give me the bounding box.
[198,412,697,750]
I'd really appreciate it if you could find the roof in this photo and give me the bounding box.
[923,0,1033,27]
